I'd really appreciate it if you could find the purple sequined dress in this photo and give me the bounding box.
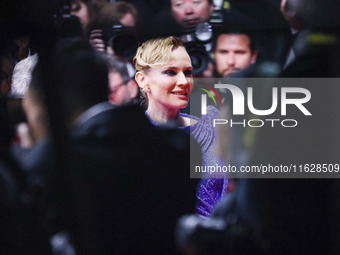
[147,105,229,218]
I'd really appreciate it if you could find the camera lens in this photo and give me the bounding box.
[110,33,138,60]
[185,43,209,75]
[190,53,206,75]
[195,22,213,42]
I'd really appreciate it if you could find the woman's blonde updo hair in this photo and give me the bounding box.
[133,36,184,73]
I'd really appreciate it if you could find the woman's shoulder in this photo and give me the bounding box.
[182,105,220,121]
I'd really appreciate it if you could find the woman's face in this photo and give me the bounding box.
[140,46,193,111]
[71,1,90,31]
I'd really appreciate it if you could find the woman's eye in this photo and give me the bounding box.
[184,69,192,76]
[164,70,176,75]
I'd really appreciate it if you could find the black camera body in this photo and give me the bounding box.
[54,0,83,38]
[101,21,138,60]
[181,34,211,76]
[101,21,125,45]
[175,193,268,255]
[180,17,224,76]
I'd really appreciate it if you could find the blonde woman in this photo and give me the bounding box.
[134,36,228,218]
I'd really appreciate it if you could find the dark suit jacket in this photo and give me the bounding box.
[24,103,199,255]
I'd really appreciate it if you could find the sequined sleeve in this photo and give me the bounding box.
[190,106,229,218]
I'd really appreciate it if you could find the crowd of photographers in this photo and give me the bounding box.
[1,0,340,254]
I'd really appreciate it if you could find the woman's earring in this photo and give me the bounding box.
[142,87,150,93]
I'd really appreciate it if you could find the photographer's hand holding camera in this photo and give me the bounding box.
[89,29,106,52]
[88,2,139,56]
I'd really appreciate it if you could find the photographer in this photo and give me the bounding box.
[213,31,258,78]
[86,1,140,80]
[170,0,215,33]
[70,0,107,37]
[89,1,140,57]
